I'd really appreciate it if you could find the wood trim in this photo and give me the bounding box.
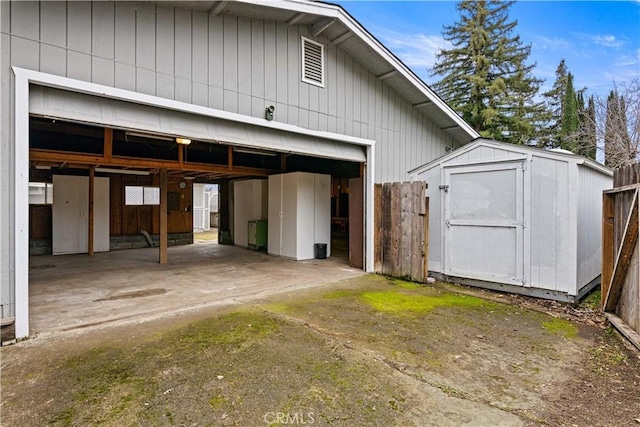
[228,146,233,171]
[103,128,113,161]
[603,182,640,194]
[178,144,184,169]
[601,192,615,308]
[29,149,274,177]
[605,312,640,350]
[604,189,639,312]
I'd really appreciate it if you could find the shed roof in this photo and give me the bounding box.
[408,139,613,177]
[154,0,480,146]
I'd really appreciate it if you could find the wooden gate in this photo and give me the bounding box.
[374,182,428,282]
[602,163,640,349]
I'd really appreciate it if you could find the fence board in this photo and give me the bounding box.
[373,181,427,282]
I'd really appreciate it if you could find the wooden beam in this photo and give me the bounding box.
[601,192,615,308]
[412,101,433,109]
[88,166,95,256]
[286,12,305,26]
[228,146,233,171]
[210,1,228,16]
[604,189,639,312]
[423,194,429,283]
[178,144,184,169]
[311,18,336,37]
[377,70,398,81]
[605,312,640,351]
[103,128,113,161]
[29,149,273,177]
[280,154,287,173]
[331,31,353,46]
[159,168,168,264]
[604,182,640,194]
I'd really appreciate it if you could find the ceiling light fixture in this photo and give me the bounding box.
[176,137,192,145]
[95,167,150,176]
[233,147,277,156]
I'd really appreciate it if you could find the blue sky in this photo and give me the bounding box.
[334,1,640,99]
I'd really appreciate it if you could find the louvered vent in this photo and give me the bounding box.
[301,37,324,87]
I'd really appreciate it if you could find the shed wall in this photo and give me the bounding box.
[576,165,611,289]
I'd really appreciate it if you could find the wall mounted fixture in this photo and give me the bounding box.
[265,105,275,121]
[176,137,192,145]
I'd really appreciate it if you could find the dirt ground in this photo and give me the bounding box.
[1,275,639,426]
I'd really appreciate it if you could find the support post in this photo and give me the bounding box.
[602,192,615,308]
[159,168,168,264]
[104,128,113,161]
[88,166,95,256]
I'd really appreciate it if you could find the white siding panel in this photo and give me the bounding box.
[223,16,238,92]
[263,20,276,103]
[192,12,208,84]
[114,2,135,65]
[286,26,299,112]
[275,24,287,104]
[91,57,114,87]
[238,93,252,116]
[209,86,223,110]
[66,51,90,81]
[192,82,208,107]
[174,8,192,80]
[135,3,156,70]
[156,73,175,100]
[11,36,39,70]
[10,0,38,40]
[238,18,252,96]
[175,77,192,103]
[208,15,223,89]
[155,6,175,75]
[114,63,135,91]
[40,44,65,76]
[91,1,114,59]
[251,20,265,99]
[67,2,91,53]
[40,1,66,47]
[136,68,155,96]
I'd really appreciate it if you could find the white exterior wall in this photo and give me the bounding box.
[0,1,457,321]
[233,179,268,248]
[414,141,612,298]
[576,165,611,289]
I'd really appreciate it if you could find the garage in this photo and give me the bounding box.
[411,139,612,302]
[14,70,374,338]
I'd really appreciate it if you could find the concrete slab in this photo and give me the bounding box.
[29,241,364,336]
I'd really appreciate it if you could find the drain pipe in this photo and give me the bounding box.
[140,229,154,247]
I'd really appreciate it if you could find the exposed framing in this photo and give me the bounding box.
[13,67,375,338]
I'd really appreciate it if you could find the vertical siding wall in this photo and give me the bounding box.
[3,1,454,184]
[576,166,611,288]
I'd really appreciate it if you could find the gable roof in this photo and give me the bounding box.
[159,0,479,145]
[408,139,613,177]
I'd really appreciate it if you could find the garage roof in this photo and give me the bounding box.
[157,0,480,146]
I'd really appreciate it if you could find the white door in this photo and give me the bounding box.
[444,162,525,286]
[53,175,110,255]
[193,184,210,231]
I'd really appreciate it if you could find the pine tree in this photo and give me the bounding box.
[541,60,568,148]
[560,73,579,152]
[576,94,597,160]
[431,0,543,143]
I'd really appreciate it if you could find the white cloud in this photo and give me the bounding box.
[374,29,452,74]
[533,36,571,51]
[592,34,624,48]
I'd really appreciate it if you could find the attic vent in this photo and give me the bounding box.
[301,36,324,87]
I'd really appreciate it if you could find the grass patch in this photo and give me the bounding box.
[580,290,601,310]
[360,291,493,315]
[542,318,578,339]
[323,289,360,299]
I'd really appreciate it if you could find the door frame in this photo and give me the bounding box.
[443,160,529,286]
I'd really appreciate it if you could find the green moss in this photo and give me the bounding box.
[580,290,601,310]
[323,289,360,299]
[542,318,578,338]
[359,291,493,314]
[209,395,229,410]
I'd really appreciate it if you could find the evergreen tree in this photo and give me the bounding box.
[560,73,579,152]
[576,93,597,160]
[541,60,568,148]
[431,0,543,143]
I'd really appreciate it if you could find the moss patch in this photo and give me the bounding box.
[360,291,493,314]
[542,318,578,339]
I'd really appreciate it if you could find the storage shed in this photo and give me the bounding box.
[410,139,613,302]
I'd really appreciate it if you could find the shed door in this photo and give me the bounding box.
[444,162,525,286]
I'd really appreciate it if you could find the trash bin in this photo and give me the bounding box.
[314,243,327,259]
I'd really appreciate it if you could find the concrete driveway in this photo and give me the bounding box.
[28,241,364,337]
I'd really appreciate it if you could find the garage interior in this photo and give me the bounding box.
[27,115,366,335]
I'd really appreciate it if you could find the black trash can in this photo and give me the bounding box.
[314,243,327,259]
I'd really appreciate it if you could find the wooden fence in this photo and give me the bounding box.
[602,162,640,350]
[373,182,428,283]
